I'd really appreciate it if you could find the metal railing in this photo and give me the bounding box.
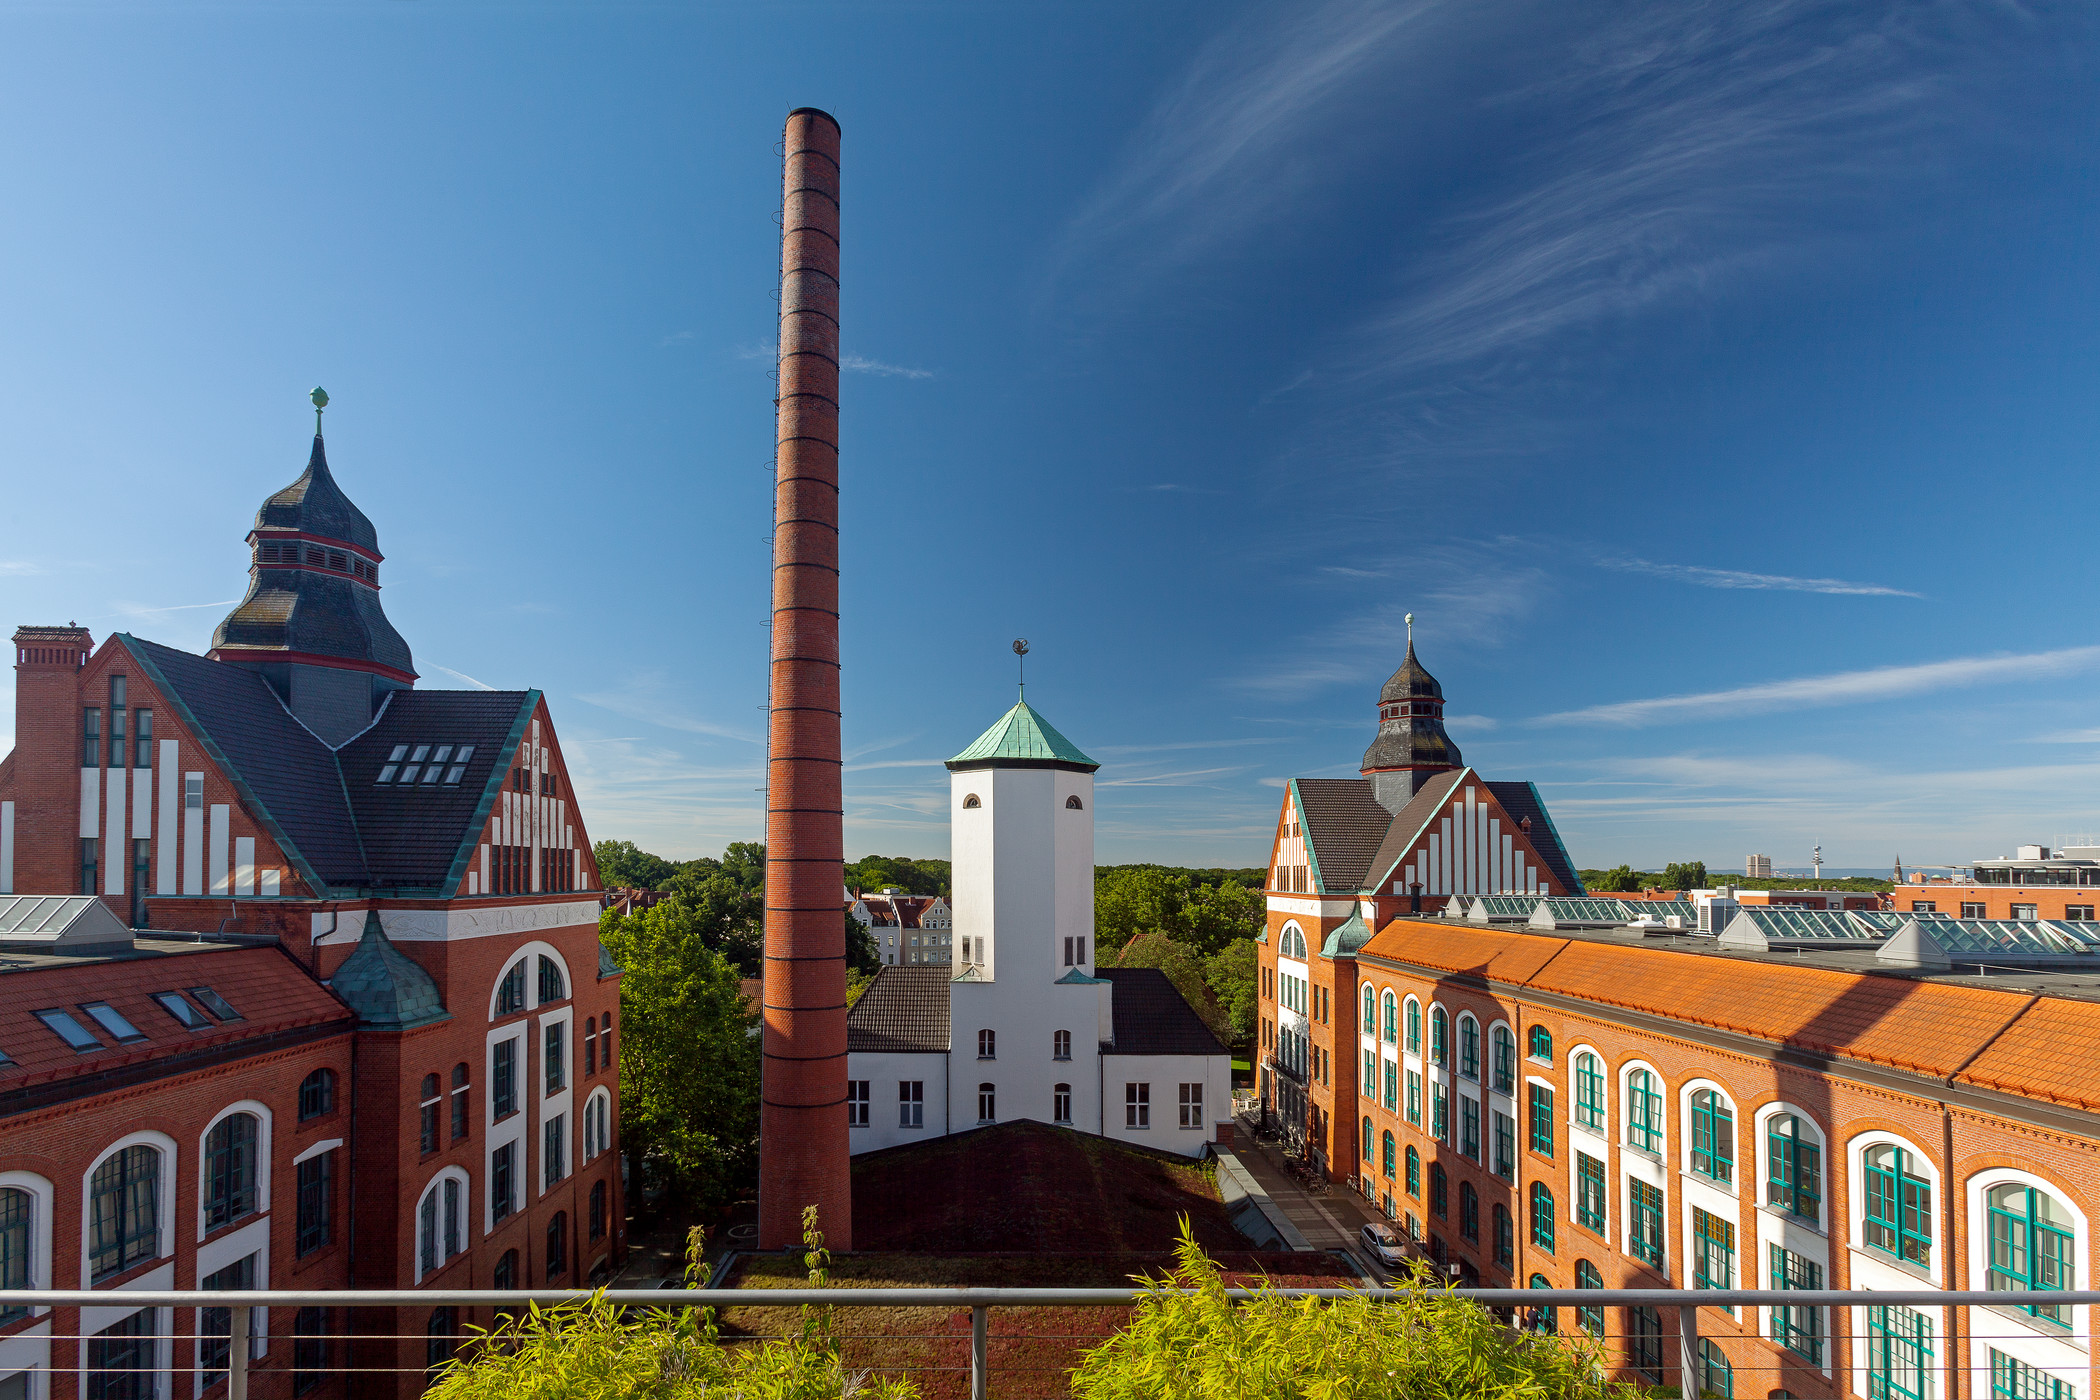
[4,1285,2096,1399]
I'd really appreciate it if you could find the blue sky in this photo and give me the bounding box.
[2,1,2096,873]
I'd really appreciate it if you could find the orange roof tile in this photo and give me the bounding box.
[1955,996,2100,1112]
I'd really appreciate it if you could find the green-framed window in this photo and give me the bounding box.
[1491,1025,1516,1094]
[1405,1145,1420,1197]
[1458,1015,1480,1080]
[1991,1348,2077,1399]
[1492,1110,1515,1181]
[1574,1260,1604,1336]
[1576,1153,1605,1232]
[1767,1114,1822,1222]
[1528,1083,1554,1157]
[1863,1144,1934,1268]
[1529,1182,1555,1254]
[1404,997,1420,1052]
[1692,1207,1736,1310]
[1865,1303,1933,1400]
[1384,1059,1397,1112]
[1625,1069,1663,1153]
[1628,1178,1664,1267]
[1690,1089,1734,1183]
[1988,1183,2075,1325]
[1459,1181,1479,1241]
[1363,1049,1375,1097]
[1429,1008,1447,1065]
[1381,1130,1396,1180]
[1406,1070,1422,1126]
[1493,1204,1513,1266]
[1628,1306,1664,1384]
[1461,1095,1481,1162]
[1697,1338,1733,1399]
[1384,991,1399,1044]
[1769,1244,1823,1365]
[1362,983,1375,1034]
[1527,1025,1552,1062]
[1431,1082,1448,1142]
[1526,1274,1556,1334]
[1430,1163,1447,1219]
[1573,1052,1606,1131]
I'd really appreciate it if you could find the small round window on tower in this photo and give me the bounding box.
[1065,795,1084,810]
[962,794,981,809]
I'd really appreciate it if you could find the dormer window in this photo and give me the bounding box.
[376,743,474,786]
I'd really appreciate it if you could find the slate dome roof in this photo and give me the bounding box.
[255,434,379,553]
[1378,642,1445,703]
[329,910,449,1029]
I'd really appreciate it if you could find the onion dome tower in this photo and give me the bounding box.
[1360,613,1462,813]
[210,389,416,745]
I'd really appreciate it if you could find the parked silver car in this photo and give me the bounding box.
[1359,1221,1406,1268]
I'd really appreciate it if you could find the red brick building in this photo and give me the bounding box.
[1258,642,2100,1398]
[0,415,622,1400]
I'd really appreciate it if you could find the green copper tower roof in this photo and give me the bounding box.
[945,696,1100,773]
[329,910,450,1029]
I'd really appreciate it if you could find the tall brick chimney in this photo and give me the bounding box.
[9,626,92,895]
[758,107,851,1252]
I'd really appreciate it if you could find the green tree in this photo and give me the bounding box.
[1663,860,1709,891]
[1589,864,1640,892]
[593,839,678,891]
[844,908,879,976]
[844,854,953,897]
[599,900,761,1219]
[1201,938,1258,1048]
[1114,931,1232,1042]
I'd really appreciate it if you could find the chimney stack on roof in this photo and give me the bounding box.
[758,107,851,1252]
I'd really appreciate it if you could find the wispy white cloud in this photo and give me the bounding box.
[1533,645,2100,728]
[659,330,694,347]
[430,665,495,691]
[0,561,41,577]
[840,354,933,380]
[107,599,240,617]
[574,676,762,745]
[1601,558,1923,598]
[1444,714,1499,733]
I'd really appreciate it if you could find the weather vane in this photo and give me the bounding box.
[1013,638,1029,695]
[1405,612,1414,647]
[311,386,329,435]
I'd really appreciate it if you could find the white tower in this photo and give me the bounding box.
[946,693,1098,981]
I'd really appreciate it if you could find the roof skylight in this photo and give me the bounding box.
[153,991,211,1029]
[187,987,242,1022]
[376,743,473,786]
[80,1002,147,1044]
[35,1008,102,1051]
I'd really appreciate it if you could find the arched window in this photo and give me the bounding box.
[1527,1274,1557,1334]
[1530,1182,1555,1253]
[1490,1026,1515,1094]
[1690,1089,1734,1182]
[496,960,527,1017]
[977,1083,996,1123]
[1575,1260,1604,1336]
[1625,1069,1663,1152]
[1528,1025,1552,1062]
[1458,1014,1480,1080]
[1362,983,1375,1031]
[1573,1052,1606,1130]
[1380,1131,1396,1179]
[89,1145,161,1279]
[419,1074,442,1154]
[1382,992,1399,1044]
[204,1113,260,1228]
[1361,1117,1373,1162]
[1765,1114,1821,1221]
[451,1063,471,1141]
[962,794,981,809]
[1053,1029,1071,1061]
[1404,1145,1420,1196]
[538,956,567,1005]
[1986,1182,2075,1323]
[1053,1084,1072,1124]
[1459,1181,1479,1241]
[1429,1163,1447,1219]
[298,1069,335,1121]
[416,1174,464,1279]
[1065,795,1084,809]
[0,1189,30,1314]
[1429,1008,1447,1065]
[1862,1144,1933,1266]
[978,1029,996,1059]
[546,1211,568,1276]
[1405,998,1422,1053]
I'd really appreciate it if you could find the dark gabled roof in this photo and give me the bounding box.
[846,965,951,1054]
[1293,778,1395,894]
[123,635,367,888]
[339,689,535,893]
[1485,781,1584,895]
[1099,967,1226,1056]
[1361,769,1467,894]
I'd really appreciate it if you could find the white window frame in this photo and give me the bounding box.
[412,1168,472,1284]
[195,1101,272,1242]
[79,1133,177,1288]
[1846,1129,1945,1288]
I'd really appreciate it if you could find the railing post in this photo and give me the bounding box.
[229,1306,251,1400]
[970,1304,988,1400]
[1676,1300,1697,1397]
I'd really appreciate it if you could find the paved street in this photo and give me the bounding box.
[1230,1116,1392,1279]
